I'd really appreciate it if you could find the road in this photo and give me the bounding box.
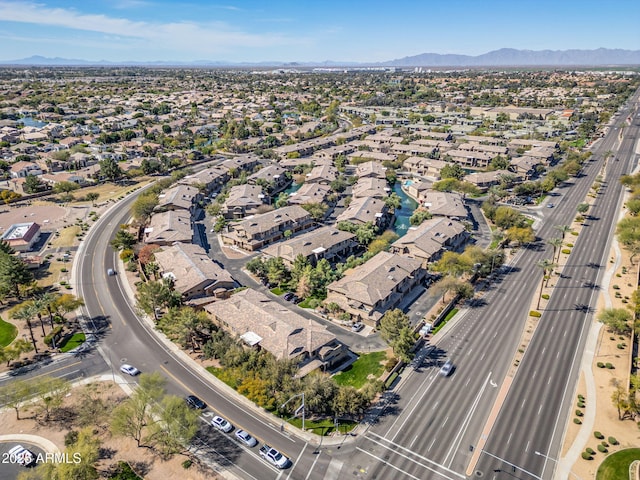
[332,89,640,480]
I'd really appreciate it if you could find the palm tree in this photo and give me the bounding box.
[536,258,556,309]
[36,292,58,331]
[547,237,563,263]
[10,303,39,354]
[554,225,572,241]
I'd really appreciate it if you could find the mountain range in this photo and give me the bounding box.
[1,48,639,67]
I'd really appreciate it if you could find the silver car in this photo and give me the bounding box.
[235,429,258,447]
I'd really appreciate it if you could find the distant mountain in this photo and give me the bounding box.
[385,48,640,67]
[1,48,639,67]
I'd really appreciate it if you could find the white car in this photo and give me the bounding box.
[119,364,140,376]
[211,415,233,433]
[235,429,258,447]
[439,359,454,377]
[8,445,35,467]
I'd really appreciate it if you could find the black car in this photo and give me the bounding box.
[283,292,295,301]
[186,395,206,410]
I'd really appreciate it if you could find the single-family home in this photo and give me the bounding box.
[144,210,192,245]
[222,184,266,219]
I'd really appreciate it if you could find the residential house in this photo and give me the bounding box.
[390,217,470,266]
[221,205,314,251]
[204,288,348,371]
[247,164,289,192]
[464,169,522,191]
[144,210,192,245]
[348,150,396,163]
[445,149,493,169]
[154,185,201,213]
[262,226,357,267]
[336,196,390,229]
[40,172,88,186]
[420,191,467,219]
[403,157,446,178]
[325,251,426,325]
[178,166,229,193]
[305,164,337,185]
[351,177,390,199]
[355,161,387,179]
[154,242,235,300]
[222,184,266,219]
[220,155,261,175]
[288,183,331,207]
[10,161,43,178]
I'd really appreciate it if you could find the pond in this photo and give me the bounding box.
[20,117,48,128]
[391,181,419,237]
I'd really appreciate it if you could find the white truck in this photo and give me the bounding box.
[8,445,35,467]
[259,444,289,469]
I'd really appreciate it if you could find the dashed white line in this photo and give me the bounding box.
[525,441,530,453]
[521,399,527,409]
[428,437,437,452]
[441,416,449,428]
[507,433,513,445]
[538,403,544,416]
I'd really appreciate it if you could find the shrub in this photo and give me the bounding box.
[608,436,618,445]
[575,409,583,417]
[581,451,592,460]
[578,394,585,401]
[573,418,582,424]
[530,310,541,317]
[182,459,192,469]
[44,326,64,346]
[597,444,607,453]
[567,243,574,247]
[605,363,614,369]
[617,344,625,349]
[597,362,605,368]
[64,430,78,447]
[577,401,585,408]
[612,285,620,290]
[594,431,604,439]
[601,441,609,447]
[541,294,550,300]
[571,231,578,236]
[385,357,398,371]
[562,249,571,254]
[586,447,595,455]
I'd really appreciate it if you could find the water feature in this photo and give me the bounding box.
[20,117,48,128]
[392,181,419,237]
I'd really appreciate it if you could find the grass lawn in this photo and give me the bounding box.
[0,317,18,347]
[433,308,458,335]
[333,351,387,389]
[271,287,285,296]
[287,416,357,435]
[596,448,640,480]
[58,333,86,352]
[49,225,81,249]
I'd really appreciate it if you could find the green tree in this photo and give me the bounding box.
[433,251,474,278]
[384,192,402,210]
[10,302,39,353]
[301,202,328,221]
[110,228,136,251]
[379,309,410,345]
[598,308,632,336]
[50,428,101,480]
[157,307,212,352]
[440,163,465,180]
[536,258,555,309]
[145,395,199,459]
[393,327,417,363]
[0,251,34,300]
[505,226,535,246]
[132,193,159,222]
[53,181,80,194]
[99,157,124,182]
[409,208,432,226]
[33,376,71,422]
[24,174,44,194]
[85,192,99,206]
[547,237,563,263]
[355,222,377,245]
[135,279,176,320]
[0,379,32,419]
[554,224,572,241]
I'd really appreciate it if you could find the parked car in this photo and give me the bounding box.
[259,444,290,469]
[439,359,454,377]
[211,415,233,433]
[351,322,364,332]
[235,429,258,447]
[283,292,295,301]
[8,445,35,467]
[119,364,140,376]
[547,203,554,208]
[185,395,206,410]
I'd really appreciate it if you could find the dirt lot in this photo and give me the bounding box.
[0,379,216,480]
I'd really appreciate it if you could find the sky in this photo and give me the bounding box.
[0,0,639,63]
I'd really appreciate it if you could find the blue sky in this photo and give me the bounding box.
[0,0,638,62]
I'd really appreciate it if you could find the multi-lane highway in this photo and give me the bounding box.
[334,89,640,480]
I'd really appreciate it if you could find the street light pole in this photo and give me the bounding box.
[280,392,305,432]
[534,451,583,480]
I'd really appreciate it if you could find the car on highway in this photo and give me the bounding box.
[107,268,116,276]
[185,395,207,410]
[547,203,554,208]
[119,364,140,376]
[8,445,35,467]
[439,359,454,377]
[211,415,233,433]
[235,429,258,447]
[351,322,364,332]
